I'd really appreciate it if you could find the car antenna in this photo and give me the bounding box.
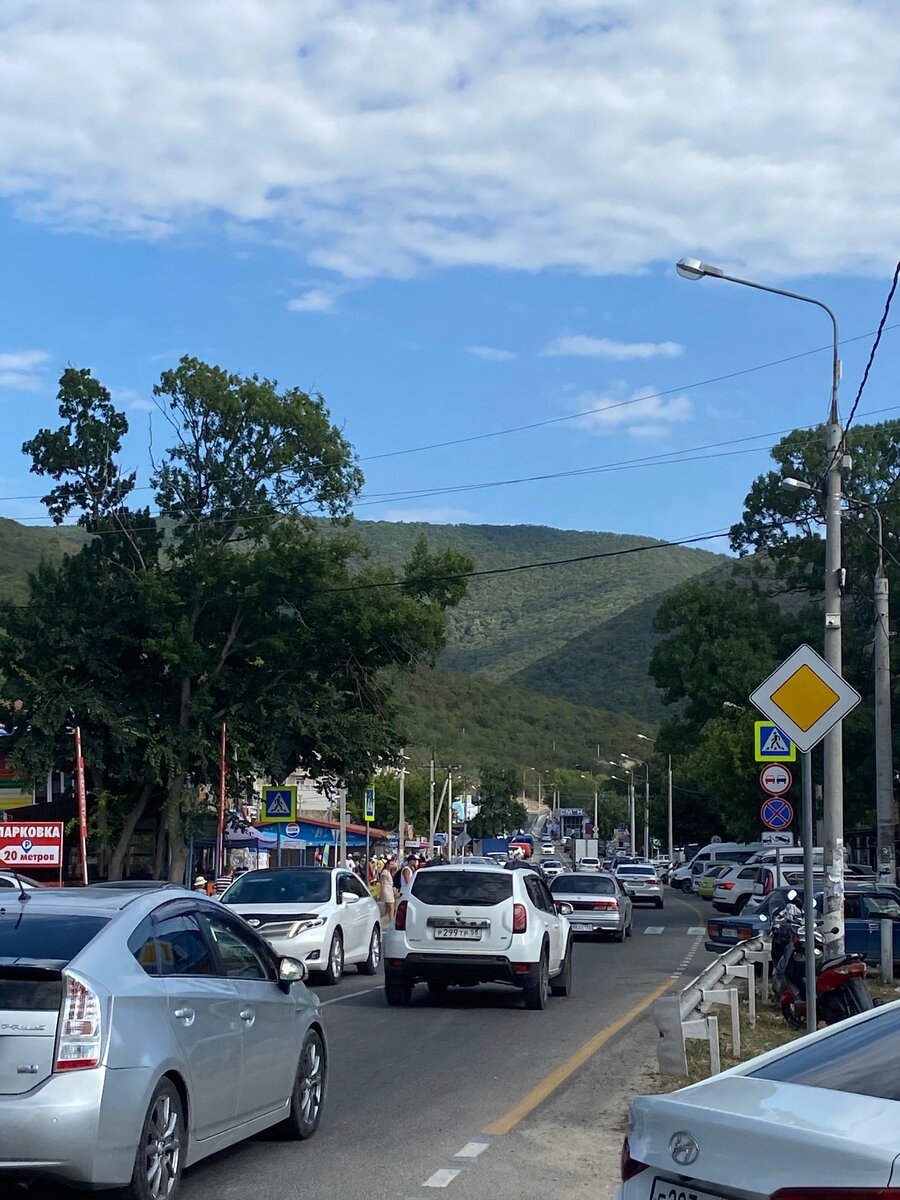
[11,870,30,904]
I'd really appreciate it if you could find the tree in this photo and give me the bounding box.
[2,358,473,879]
[469,765,527,839]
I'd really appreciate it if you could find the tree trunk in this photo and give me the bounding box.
[165,775,188,883]
[107,786,153,880]
[153,815,168,880]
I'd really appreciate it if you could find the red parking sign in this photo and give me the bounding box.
[0,821,64,867]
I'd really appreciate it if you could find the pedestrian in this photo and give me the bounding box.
[399,854,416,894]
[379,858,396,922]
[194,875,216,897]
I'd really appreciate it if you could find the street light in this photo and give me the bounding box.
[637,733,673,862]
[783,475,895,883]
[622,753,650,858]
[677,255,845,954]
[618,755,638,854]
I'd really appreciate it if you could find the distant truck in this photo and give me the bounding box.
[508,832,535,859]
[475,837,511,857]
[573,837,599,864]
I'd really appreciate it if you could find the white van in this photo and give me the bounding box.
[669,843,766,892]
[746,847,823,868]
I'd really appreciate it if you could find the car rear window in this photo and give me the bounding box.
[551,876,616,895]
[411,871,513,907]
[0,912,109,965]
[617,865,655,876]
[750,1007,900,1100]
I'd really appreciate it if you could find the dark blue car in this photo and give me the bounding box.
[706,884,900,964]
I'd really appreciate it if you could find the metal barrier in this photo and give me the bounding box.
[654,939,770,1077]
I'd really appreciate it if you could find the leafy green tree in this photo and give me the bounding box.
[469,764,527,839]
[2,359,472,880]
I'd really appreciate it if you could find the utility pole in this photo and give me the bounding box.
[593,790,599,838]
[447,766,453,860]
[398,753,406,865]
[429,757,435,855]
[628,768,636,853]
[643,770,650,860]
[823,410,845,953]
[338,787,347,869]
[871,516,896,885]
[667,755,674,863]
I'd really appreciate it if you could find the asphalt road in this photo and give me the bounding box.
[173,888,708,1200]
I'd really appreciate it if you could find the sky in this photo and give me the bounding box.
[2,0,900,551]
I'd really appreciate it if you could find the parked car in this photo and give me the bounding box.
[222,866,382,984]
[705,883,900,965]
[618,1000,900,1200]
[713,860,817,914]
[0,884,325,1196]
[383,864,573,1008]
[614,863,663,908]
[549,871,633,941]
[540,858,566,880]
[696,862,733,900]
[0,871,46,890]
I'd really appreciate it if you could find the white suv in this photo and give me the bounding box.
[383,864,574,1009]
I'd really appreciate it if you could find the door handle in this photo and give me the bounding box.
[868,923,879,932]
[240,1009,255,1025]
[174,1007,195,1025]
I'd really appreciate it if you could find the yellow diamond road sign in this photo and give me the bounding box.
[750,644,861,753]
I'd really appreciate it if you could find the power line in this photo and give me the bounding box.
[843,263,900,436]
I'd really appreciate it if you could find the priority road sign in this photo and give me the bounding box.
[760,764,793,796]
[761,796,794,830]
[750,644,861,754]
[260,786,297,823]
[364,786,375,823]
[754,721,796,762]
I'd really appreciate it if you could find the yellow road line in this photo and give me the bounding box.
[483,975,674,1137]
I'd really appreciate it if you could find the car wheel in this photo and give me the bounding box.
[384,972,413,1006]
[125,1078,184,1200]
[427,980,449,996]
[614,924,625,943]
[322,930,344,985]
[655,899,664,909]
[523,948,550,1010]
[357,924,381,975]
[732,895,748,915]
[550,940,573,997]
[681,880,693,894]
[275,1028,326,1140]
[625,920,633,938]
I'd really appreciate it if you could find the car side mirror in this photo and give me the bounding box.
[278,956,307,991]
[341,891,360,904]
[557,902,574,916]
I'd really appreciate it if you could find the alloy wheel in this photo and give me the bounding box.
[145,1088,182,1200]
[298,1032,325,1128]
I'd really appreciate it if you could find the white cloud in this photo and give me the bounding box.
[287,287,342,313]
[0,349,49,390]
[572,384,692,437]
[0,4,898,280]
[468,345,516,362]
[541,336,683,360]
[382,506,479,524]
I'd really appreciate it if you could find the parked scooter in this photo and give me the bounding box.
[765,890,874,1027]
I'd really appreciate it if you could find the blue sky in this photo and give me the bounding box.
[2,1,900,548]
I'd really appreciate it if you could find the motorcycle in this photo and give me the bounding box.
[766,891,874,1027]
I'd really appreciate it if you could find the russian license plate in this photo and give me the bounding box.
[434,927,481,940]
[650,1177,725,1200]
[570,922,594,932]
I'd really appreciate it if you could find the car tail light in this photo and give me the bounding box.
[708,923,720,936]
[395,900,409,931]
[512,902,528,933]
[720,881,735,890]
[620,1137,647,1182]
[736,926,754,940]
[594,899,617,910]
[55,974,102,1071]
[763,872,775,894]
[648,878,658,886]
[774,1191,900,1200]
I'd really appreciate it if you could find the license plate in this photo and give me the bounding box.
[434,927,481,940]
[650,1177,726,1200]
[570,922,594,931]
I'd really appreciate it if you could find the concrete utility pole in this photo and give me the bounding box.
[676,258,844,953]
[667,755,674,864]
[447,766,453,859]
[429,757,435,854]
[398,753,406,864]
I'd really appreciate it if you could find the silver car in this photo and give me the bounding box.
[549,871,633,941]
[0,885,326,1196]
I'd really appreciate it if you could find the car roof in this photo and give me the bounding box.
[1,886,183,919]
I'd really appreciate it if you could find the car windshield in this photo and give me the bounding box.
[750,1006,900,1100]
[617,865,655,877]
[0,911,109,965]
[411,871,513,907]
[551,875,616,895]
[222,870,332,904]
[542,860,562,867]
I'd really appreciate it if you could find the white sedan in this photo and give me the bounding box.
[618,1000,900,1200]
[222,865,382,984]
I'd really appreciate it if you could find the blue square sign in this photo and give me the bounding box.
[754,721,796,763]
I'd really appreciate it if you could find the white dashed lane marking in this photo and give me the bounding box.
[643,926,665,934]
[424,1169,461,1188]
[454,1141,491,1159]
[688,926,705,935]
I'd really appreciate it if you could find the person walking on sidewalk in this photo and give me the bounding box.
[379,858,396,923]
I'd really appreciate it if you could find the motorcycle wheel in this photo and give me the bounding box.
[844,976,875,1014]
[780,999,805,1028]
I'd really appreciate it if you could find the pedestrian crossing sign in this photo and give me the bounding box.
[260,786,298,823]
[754,721,796,763]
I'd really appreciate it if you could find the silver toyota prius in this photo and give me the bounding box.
[0,883,327,1197]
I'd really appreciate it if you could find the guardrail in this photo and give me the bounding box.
[654,939,771,1076]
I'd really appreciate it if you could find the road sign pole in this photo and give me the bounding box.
[802,749,816,1034]
[276,823,282,868]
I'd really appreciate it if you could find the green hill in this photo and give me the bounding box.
[0,517,85,602]
[348,521,723,681]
